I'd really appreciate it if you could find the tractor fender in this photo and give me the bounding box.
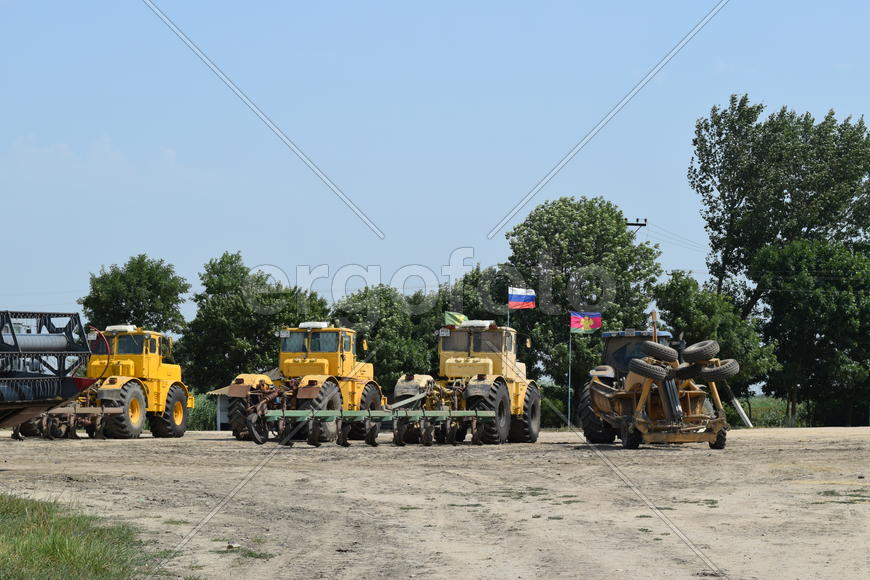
[464,375,503,399]
[296,375,336,399]
[217,373,275,398]
[95,376,145,401]
[173,382,195,409]
[393,374,435,399]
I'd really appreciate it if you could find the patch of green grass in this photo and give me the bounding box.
[547,516,563,521]
[653,537,662,541]
[236,548,274,560]
[399,506,421,511]
[531,514,542,519]
[0,494,142,580]
[163,519,189,526]
[448,503,483,508]
[638,528,652,533]
[819,490,840,497]
[655,506,675,511]
[561,500,583,505]
[636,514,653,518]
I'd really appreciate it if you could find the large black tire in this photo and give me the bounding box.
[628,358,668,381]
[349,383,382,440]
[149,384,188,438]
[228,397,250,440]
[672,362,702,380]
[298,380,341,442]
[640,341,678,362]
[621,423,642,449]
[683,340,720,363]
[577,383,617,444]
[509,384,541,443]
[17,419,41,438]
[103,382,147,439]
[709,428,727,450]
[699,359,740,382]
[468,381,511,444]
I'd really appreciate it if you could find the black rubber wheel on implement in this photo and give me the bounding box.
[228,397,250,440]
[468,381,511,444]
[247,413,270,445]
[298,380,341,442]
[349,383,381,440]
[698,359,740,382]
[509,384,541,443]
[709,429,727,450]
[577,383,617,444]
[17,419,41,438]
[640,341,678,362]
[672,362,702,380]
[683,340,720,363]
[150,384,188,438]
[628,358,669,381]
[103,382,147,439]
[620,423,642,449]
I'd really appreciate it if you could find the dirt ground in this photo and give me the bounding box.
[1,427,867,580]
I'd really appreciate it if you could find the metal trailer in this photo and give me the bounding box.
[0,311,91,432]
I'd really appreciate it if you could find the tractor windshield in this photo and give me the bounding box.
[604,338,648,374]
[310,331,339,352]
[473,331,503,353]
[441,330,468,351]
[281,332,306,353]
[89,337,111,355]
[115,334,145,355]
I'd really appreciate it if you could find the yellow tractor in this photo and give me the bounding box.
[19,325,194,439]
[221,322,386,446]
[393,320,541,445]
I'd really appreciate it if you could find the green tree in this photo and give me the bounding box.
[175,252,328,392]
[504,196,662,387]
[689,94,870,316]
[78,254,190,332]
[331,284,431,391]
[750,240,869,425]
[653,271,780,396]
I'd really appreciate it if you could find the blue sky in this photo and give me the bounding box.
[2,1,867,317]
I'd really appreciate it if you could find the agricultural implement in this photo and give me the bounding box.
[577,328,740,449]
[392,319,541,446]
[15,324,194,439]
[215,321,501,447]
[1,311,91,432]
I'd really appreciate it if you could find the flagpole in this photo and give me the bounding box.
[567,329,572,427]
[507,307,510,329]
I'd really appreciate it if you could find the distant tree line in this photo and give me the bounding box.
[78,95,869,426]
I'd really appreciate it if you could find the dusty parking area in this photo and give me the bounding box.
[1,427,867,580]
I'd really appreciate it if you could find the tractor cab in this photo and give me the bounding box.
[86,325,180,383]
[591,330,673,384]
[277,322,371,380]
[438,320,526,381]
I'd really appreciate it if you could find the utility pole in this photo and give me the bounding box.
[625,218,648,231]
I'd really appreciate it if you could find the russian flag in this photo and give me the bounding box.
[508,287,536,309]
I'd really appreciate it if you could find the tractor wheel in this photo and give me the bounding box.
[228,397,250,440]
[149,385,188,438]
[509,384,541,443]
[298,380,341,442]
[454,426,467,443]
[699,359,739,382]
[103,382,147,439]
[628,358,669,381]
[683,340,720,363]
[17,419,41,438]
[246,413,270,445]
[349,383,381,440]
[577,383,617,444]
[709,428,727,450]
[468,380,511,444]
[621,423,642,449]
[673,362,702,380]
[640,341,678,362]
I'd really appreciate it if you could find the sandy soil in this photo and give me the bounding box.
[1,427,868,580]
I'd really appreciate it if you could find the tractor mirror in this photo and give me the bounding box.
[362,339,369,352]
[525,337,532,349]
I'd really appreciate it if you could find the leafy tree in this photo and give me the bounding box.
[689,94,870,316]
[175,252,327,392]
[750,240,869,425]
[505,196,662,388]
[653,271,780,396]
[331,285,431,391]
[78,254,190,332]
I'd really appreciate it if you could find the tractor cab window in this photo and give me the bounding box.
[505,332,514,353]
[342,333,352,352]
[310,331,339,353]
[116,334,145,355]
[149,337,158,354]
[604,338,648,374]
[90,337,111,355]
[281,332,306,353]
[473,331,503,353]
[441,330,468,352]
